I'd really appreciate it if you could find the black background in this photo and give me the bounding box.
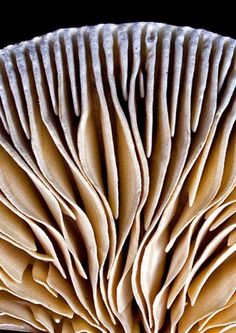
[0,4,235,49]
[0,3,235,333]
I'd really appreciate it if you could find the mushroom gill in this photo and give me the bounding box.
[0,22,235,333]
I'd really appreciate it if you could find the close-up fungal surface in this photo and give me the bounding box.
[0,22,235,333]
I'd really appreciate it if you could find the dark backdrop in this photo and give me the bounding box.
[0,4,235,49]
[0,3,235,333]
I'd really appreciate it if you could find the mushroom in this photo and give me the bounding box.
[0,22,235,333]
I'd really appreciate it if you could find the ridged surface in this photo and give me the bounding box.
[0,22,235,332]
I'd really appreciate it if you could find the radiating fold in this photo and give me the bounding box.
[0,22,235,333]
